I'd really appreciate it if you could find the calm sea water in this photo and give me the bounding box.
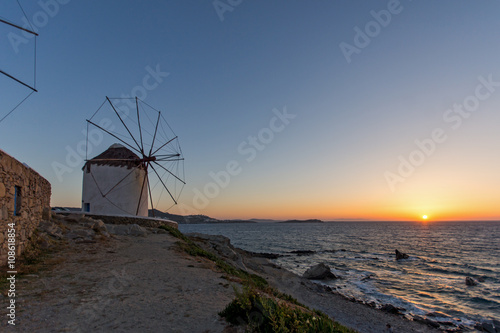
[179,221,500,328]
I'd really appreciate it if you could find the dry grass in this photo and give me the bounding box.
[1,226,66,294]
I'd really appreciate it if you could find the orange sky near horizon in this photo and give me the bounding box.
[175,187,500,222]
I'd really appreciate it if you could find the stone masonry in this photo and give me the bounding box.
[0,149,51,266]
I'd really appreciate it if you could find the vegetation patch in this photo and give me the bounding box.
[220,286,357,333]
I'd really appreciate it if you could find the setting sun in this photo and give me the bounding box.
[422,215,428,220]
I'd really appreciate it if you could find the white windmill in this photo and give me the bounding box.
[82,97,185,217]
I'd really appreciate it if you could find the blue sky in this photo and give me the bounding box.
[1,0,500,220]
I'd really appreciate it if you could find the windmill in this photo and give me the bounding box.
[82,97,185,217]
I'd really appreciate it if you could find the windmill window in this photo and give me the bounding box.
[84,203,90,212]
[14,186,21,216]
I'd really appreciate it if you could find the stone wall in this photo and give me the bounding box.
[57,212,178,229]
[0,149,51,266]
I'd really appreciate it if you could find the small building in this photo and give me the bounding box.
[82,143,148,216]
[0,149,51,266]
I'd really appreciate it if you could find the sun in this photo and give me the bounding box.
[422,215,428,220]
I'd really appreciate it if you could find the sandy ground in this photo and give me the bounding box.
[9,234,236,332]
[4,225,441,333]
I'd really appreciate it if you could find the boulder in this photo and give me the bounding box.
[129,224,148,237]
[380,304,400,314]
[186,233,239,260]
[105,224,147,237]
[475,322,495,333]
[492,320,500,332]
[106,224,128,236]
[465,277,478,286]
[37,220,63,239]
[395,249,409,260]
[92,220,110,237]
[302,263,337,280]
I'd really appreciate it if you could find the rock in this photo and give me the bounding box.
[366,301,376,308]
[483,322,496,333]
[413,315,440,328]
[186,233,239,260]
[129,224,148,237]
[425,319,440,329]
[246,251,281,259]
[80,221,96,229]
[92,220,109,236]
[395,249,409,260]
[105,224,147,237]
[65,229,95,240]
[380,304,400,314]
[38,233,53,249]
[106,224,124,235]
[475,322,495,333]
[64,214,85,223]
[38,220,63,239]
[493,320,500,332]
[290,250,316,256]
[361,274,374,281]
[465,277,478,286]
[302,263,337,280]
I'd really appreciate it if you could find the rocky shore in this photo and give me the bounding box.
[2,214,485,332]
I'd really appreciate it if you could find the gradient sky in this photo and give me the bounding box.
[1,0,499,221]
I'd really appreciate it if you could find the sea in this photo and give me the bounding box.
[179,221,500,330]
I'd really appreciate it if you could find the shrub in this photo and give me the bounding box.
[220,287,357,333]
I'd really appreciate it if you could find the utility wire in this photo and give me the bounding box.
[0,0,38,124]
[0,91,34,123]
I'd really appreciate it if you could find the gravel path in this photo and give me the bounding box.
[11,233,236,332]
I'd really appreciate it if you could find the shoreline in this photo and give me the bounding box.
[188,232,442,333]
[3,215,480,332]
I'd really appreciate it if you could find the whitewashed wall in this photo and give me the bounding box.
[82,164,148,217]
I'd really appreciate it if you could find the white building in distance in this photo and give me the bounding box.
[82,143,148,216]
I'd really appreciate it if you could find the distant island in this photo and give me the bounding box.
[278,219,323,224]
[53,207,323,224]
[148,210,324,224]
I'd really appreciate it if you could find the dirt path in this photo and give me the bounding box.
[12,233,236,332]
